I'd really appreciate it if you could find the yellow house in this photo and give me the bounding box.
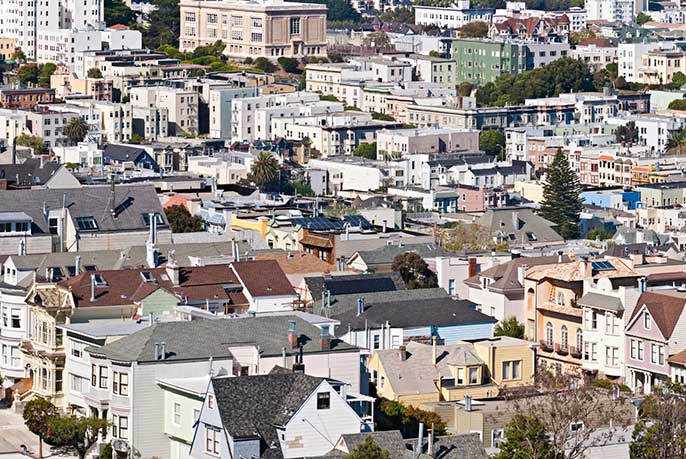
[367,337,535,408]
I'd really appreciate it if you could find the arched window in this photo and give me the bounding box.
[576,328,583,352]
[527,288,535,312]
[545,322,553,346]
[561,325,568,350]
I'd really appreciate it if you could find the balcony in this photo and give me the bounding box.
[570,346,582,359]
[555,343,569,356]
[539,340,554,353]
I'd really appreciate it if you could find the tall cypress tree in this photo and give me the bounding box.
[538,149,583,240]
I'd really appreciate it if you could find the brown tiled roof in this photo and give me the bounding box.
[60,265,248,308]
[630,291,686,339]
[465,255,566,291]
[579,37,613,47]
[300,234,334,248]
[254,252,332,275]
[231,259,296,297]
[669,349,686,366]
[10,377,32,395]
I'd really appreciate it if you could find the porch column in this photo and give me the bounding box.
[645,372,652,394]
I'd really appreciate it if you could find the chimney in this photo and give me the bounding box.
[154,343,160,360]
[512,211,520,230]
[630,251,644,266]
[288,319,298,349]
[382,219,387,233]
[356,297,365,316]
[75,256,81,276]
[417,422,425,455]
[432,336,437,365]
[282,346,287,367]
[159,342,166,360]
[517,264,528,287]
[399,345,407,361]
[110,176,116,218]
[232,240,240,262]
[468,257,477,278]
[146,241,159,268]
[319,324,331,350]
[90,274,96,302]
[428,424,435,457]
[639,276,647,293]
[148,212,157,245]
[558,250,563,263]
[464,395,473,412]
[166,252,180,287]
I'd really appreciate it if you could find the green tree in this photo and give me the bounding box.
[12,48,26,63]
[636,12,652,25]
[371,112,396,121]
[391,252,439,289]
[23,397,59,459]
[38,63,57,87]
[16,134,46,154]
[104,0,136,26]
[143,0,180,48]
[164,205,204,233]
[353,142,377,160]
[251,151,280,189]
[380,7,414,24]
[16,63,40,86]
[46,416,109,459]
[667,127,686,155]
[671,72,686,89]
[278,57,300,74]
[480,129,506,159]
[254,57,277,73]
[615,121,638,144]
[669,99,686,111]
[345,436,391,459]
[494,317,525,339]
[493,414,556,459]
[569,29,596,46]
[458,81,476,96]
[362,32,391,48]
[631,382,686,459]
[64,117,89,144]
[538,149,582,240]
[460,21,489,38]
[378,399,447,436]
[128,133,146,144]
[87,67,103,79]
[324,0,361,22]
[586,228,614,240]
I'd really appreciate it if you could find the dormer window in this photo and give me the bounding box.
[140,271,155,283]
[75,216,98,231]
[0,213,32,236]
[93,274,107,287]
[644,311,651,329]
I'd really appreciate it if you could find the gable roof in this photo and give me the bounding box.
[464,255,564,292]
[212,372,326,449]
[350,243,453,267]
[334,297,495,334]
[0,159,64,187]
[312,287,449,318]
[476,208,563,245]
[628,291,686,339]
[103,144,152,164]
[231,259,296,297]
[86,315,357,362]
[0,184,168,234]
[304,272,406,303]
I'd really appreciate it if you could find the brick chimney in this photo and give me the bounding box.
[468,257,477,278]
[319,324,331,350]
[399,345,407,361]
[288,320,298,349]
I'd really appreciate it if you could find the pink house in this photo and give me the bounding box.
[625,291,686,394]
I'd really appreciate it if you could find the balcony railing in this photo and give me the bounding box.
[539,340,554,352]
[570,346,582,358]
[555,343,569,356]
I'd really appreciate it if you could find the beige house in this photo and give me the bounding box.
[367,337,535,407]
[179,0,327,60]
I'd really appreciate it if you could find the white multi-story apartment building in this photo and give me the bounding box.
[230,92,320,142]
[414,0,494,29]
[585,0,637,22]
[130,86,198,137]
[571,43,618,71]
[376,127,480,160]
[0,0,104,60]
[618,42,668,83]
[179,0,327,60]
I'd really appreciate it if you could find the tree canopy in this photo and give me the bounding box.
[391,252,439,289]
[345,436,391,459]
[251,152,280,190]
[667,127,686,155]
[64,117,90,144]
[494,317,525,339]
[362,32,392,48]
[460,21,489,38]
[289,0,360,22]
[378,399,447,437]
[636,12,652,25]
[480,130,506,159]
[23,397,59,459]
[354,142,377,160]
[380,7,414,24]
[538,149,583,240]
[104,0,136,26]
[46,416,108,459]
[631,382,686,459]
[17,63,56,87]
[669,99,686,111]
[476,58,595,107]
[493,414,554,459]
[615,121,638,144]
[87,67,103,79]
[164,205,204,233]
[141,0,180,48]
[16,134,47,155]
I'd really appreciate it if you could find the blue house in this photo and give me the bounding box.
[581,189,641,210]
[102,144,159,171]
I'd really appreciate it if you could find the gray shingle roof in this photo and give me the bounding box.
[86,315,356,362]
[0,184,168,234]
[305,272,406,304]
[212,372,324,449]
[577,292,624,313]
[334,297,496,334]
[351,243,454,267]
[0,159,63,186]
[476,208,563,245]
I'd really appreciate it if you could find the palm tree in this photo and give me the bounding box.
[251,152,279,190]
[64,117,89,145]
[667,128,686,155]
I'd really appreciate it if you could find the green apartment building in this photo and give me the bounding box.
[449,39,533,85]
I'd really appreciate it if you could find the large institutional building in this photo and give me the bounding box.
[179,0,327,60]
